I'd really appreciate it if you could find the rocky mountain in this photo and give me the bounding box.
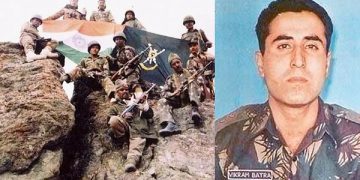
[0,42,214,179]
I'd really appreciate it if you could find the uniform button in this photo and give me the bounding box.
[292,156,297,162]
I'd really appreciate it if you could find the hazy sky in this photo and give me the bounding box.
[0,0,215,97]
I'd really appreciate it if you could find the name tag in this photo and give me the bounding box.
[228,169,272,180]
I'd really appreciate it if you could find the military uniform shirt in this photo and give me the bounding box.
[90,10,114,22]
[215,98,360,180]
[78,55,110,76]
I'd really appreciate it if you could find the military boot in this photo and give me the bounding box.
[159,121,181,137]
[124,158,137,172]
[191,106,203,126]
[25,51,46,62]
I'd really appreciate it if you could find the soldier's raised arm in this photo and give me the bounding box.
[44,9,65,21]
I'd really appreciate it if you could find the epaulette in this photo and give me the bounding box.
[328,104,360,124]
[215,104,263,133]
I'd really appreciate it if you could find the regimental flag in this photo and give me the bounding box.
[123,27,190,85]
[42,20,190,85]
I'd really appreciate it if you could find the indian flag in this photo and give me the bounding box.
[42,20,124,64]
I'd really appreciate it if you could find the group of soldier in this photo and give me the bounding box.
[18,0,214,173]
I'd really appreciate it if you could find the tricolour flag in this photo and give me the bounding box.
[42,20,189,85]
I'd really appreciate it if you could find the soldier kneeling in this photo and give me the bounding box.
[108,80,157,172]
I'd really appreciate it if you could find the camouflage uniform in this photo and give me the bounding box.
[110,46,141,91]
[67,55,115,97]
[44,4,86,20]
[90,10,114,22]
[215,98,360,179]
[158,68,201,125]
[181,29,211,51]
[19,22,41,54]
[187,51,215,98]
[108,93,156,171]
[123,19,145,30]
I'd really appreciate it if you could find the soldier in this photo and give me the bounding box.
[19,15,47,62]
[107,32,128,75]
[60,41,115,99]
[181,15,212,52]
[121,10,146,31]
[44,0,86,20]
[158,53,203,137]
[89,0,114,23]
[215,0,360,179]
[108,80,157,172]
[187,37,215,98]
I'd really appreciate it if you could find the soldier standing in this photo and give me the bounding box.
[60,41,115,99]
[108,32,128,75]
[108,80,157,172]
[121,10,146,30]
[44,0,86,20]
[181,15,212,52]
[187,37,215,98]
[19,15,47,62]
[158,53,203,137]
[89,0,114,23]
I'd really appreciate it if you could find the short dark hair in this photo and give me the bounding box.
[255,0,333,54]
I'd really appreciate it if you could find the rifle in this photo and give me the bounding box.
[121,83,156,117]
[111,44,152,81]
[168,61,214,98]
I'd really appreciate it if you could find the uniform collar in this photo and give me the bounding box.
[246,98,337,146]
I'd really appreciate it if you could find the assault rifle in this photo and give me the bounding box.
[111,44,152,81]
[168,61,214,98]
[121,83,156,117]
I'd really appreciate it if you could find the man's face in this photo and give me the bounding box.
[70,0,78,6]
[114,37,125,47]
[30,19,41,28]
[126,13,134,20]
[89,45,100,55]
[116,86,130,100]
[124,49,134,61]
[189,43,199,54]
[171,59,183,73]
[98,1,105,10]
[256,11,331,107]
[185,21,194,30]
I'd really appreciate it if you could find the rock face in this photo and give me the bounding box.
[60,80,215,179]
[0,42,214,179]
[0,42,75,178]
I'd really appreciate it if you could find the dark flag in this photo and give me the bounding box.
[123,27,190,85]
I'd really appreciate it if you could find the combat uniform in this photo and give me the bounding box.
[215,98,360,180]
[44,4,86,20]
[158,66,202,136]
[123,19,145,31]
[108,94,157,172]
[67,55,115,97]
[181,29,211,51]
[19,22,41,54]
[90,10,114,22]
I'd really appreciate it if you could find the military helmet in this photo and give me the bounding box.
[87,40,101,53]
[30,14,43,25]
[113,32,127,42]
[183,15,195,25]
[168,52,181,64]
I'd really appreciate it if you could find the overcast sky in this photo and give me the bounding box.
[0,0,214,97]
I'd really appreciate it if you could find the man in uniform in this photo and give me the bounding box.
[60,41,115,99]
[215,0,360,179]
[44,0,86,20]
[19,15,48,62]
[187,37,215,98]
[108,80,157,172]
[158,53,203,137]
[121,10,146,31]
[181,15,212,52]
[89,0,114,23]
